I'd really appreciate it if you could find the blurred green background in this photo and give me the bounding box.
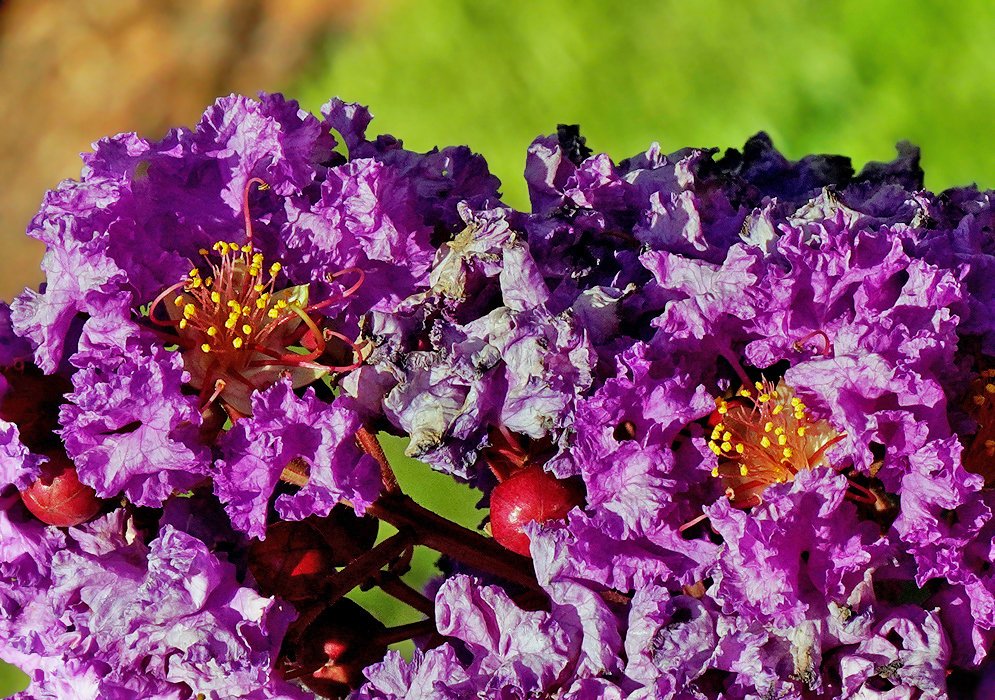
[4,0,995,695]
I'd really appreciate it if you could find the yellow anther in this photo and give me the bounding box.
[225,318,237,329]
[270,262,282,275]
[782,447,793,459]
[242,324,252,335]
[774,427,784,435]
[711,427,722,441]
[256,298,266,309]
[772,405,783,415]
[213,241,225,252]
[975,395,986,406]
[242,244,253,253]
[735,443,744,454]
[190,277,202,289]
[207,327,218,337]
[758,394,770,403]
[229,241,240,250]
[253,284,265,293]
[201,343,211,353]
[794,411,805,420]
[210,292,221,304]
[739,464,748,476]
[764,421,774,432]
[987,384,995,394]
[233,337,243,349]
[173,296,184,306]
[199,248,209,256]
[797,427,806,436]
[722,431,732,442]
[755,381,764,390]
[267,309,279,319]
[721,441,732,452]
[711,466,720,476]
[790,397,801,407]
[778,434,787,446]
[738,388,751,397]
[761,436,771,448]
[717,405,728,415]
[709,442,722,456]
[204,277,213,287]
[178,319,187,330]
[183,303,196,319]
[276,300,288,309]
[228,300,241,312]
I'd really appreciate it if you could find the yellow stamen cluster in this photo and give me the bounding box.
[709,378,844,506]
[962,369,995,486]
[172,241,299,362]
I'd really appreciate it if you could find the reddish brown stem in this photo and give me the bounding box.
[377,573,436,618]
[374,619,437,647]
[357,428,400,494]
[325,530,415,604]
[368,492,540,593]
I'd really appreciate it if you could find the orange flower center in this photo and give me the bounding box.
[155,241,328,417]
[708,378,844,507]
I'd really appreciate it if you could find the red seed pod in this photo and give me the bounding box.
[20,450,102,527]
[281,599,388,698]
[312,501,380,559]
[248,506,379,601]
[489,464,584,558]
[248,520,335,601]
[0,365,72,452]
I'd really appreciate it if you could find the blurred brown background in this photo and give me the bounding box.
[0,0,367,302]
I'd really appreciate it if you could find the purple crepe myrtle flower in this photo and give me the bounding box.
[705,468,892,632]
[10,97,995,700]
[375,219,597,483]
[1,500,303,699]
[9,93,502,526]
[58,335,209,507]
[359,575,581,699]
[839,607,951,699]
[214,378,381,539]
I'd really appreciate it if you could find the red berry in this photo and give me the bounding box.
[0,365,72,452]
[281,599,387,698]
[20,451,102,527]
[489,464,584,557]
[249,520,334,601]
[248,506,379,601]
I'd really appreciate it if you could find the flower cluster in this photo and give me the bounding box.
[3,95,995,699]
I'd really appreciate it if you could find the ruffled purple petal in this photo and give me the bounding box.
[215,379,380,539]
[60,337,209,506]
